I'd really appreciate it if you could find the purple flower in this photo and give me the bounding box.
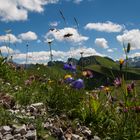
[123,107,128,113]
[71,79,84,89]
[63,63,76,71]
[71,65,76,71]
[64,77,74,84]
[63,63,70,70]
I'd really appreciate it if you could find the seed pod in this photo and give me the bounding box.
[127,43,131,53]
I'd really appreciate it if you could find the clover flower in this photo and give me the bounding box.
[127,81,135,93]
[114,77,122,87]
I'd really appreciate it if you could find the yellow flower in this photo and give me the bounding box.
[64,74,72,79]
[104,87,110,92]
[119,59,124,65]
[82,71,87,76]
[48,80,54,84]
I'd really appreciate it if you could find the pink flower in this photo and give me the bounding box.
[114,77,122,87]
[127,84,132,93]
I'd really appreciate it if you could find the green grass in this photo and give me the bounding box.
[94,55,119,69]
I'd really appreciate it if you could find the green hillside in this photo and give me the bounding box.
[86,64,140,80]
[78,55,119,69]
[94,56,119,69]
[79,55,140,80]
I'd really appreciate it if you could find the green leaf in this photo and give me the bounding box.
[90,98,100,113]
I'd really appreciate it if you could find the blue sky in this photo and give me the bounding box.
[0,0,140,64]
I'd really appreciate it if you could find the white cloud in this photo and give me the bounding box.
[13,47,103,64]
[45,27,88,43]
[18,31,38,41]
[85,21,124,33]
[0,0,27,21]
[0,46,14,54]
[129,53,140,58]
[117,29,140,50]
[0,46,20,57]
[49,21,59,27]
[69,46,103,58]
[0,31,37,43]
[95,38,109,49]
[0,34,21,43]
[0,0,59,21]
[107,49,113,52]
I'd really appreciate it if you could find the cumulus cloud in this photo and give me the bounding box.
[0,46,14,54]
[0,34,21,43]
[95,38,109,49]
[69,46,103,57]
[0,0,59,21]
[85,21,124,33]
[0,31,37,44]
[45,27,88,44]
[13,47,103,64]
[18,31,38,41]
[117,29,140,50]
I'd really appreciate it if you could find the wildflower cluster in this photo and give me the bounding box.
[64,74,84,89]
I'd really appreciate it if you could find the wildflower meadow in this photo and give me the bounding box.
[0,42,140,140]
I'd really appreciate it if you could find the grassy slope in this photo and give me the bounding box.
[84,56,140,80]
[0,57,140,139]
[94,56,119,70]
